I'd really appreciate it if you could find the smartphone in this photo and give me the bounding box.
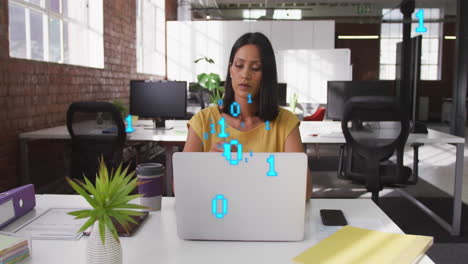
[320,209,348,226]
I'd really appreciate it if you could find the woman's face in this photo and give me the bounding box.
[229,44,263,101]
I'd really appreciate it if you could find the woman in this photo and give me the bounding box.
[183,32,312,199]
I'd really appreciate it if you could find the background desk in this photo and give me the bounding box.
[19,121,464,235]
[2,195,434,264]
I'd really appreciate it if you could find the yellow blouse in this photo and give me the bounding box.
[188,106,300,152]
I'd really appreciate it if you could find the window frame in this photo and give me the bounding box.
[379,8,443,81]
[8,0,104,68]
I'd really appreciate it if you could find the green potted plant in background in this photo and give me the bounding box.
[112,99,128,118]
[290,93,299,114]
[112,99,138,127]
[66,158,147,264]
[191,56,224,105]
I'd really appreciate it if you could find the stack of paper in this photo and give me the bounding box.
[293,226,433,264]
[0,234,29,264]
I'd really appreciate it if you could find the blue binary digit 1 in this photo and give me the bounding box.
[265,121,270,130]
[230,102,241,117]
[125,115,134,133]
[212,194,228,218]
[266,155,278,176]
[247,94,252,103]
[218,117,229,138]
[415,9,427,33]
[210,123,215,134]
[223,140,243,165]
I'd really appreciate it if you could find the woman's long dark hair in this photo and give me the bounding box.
[221,32,279,121]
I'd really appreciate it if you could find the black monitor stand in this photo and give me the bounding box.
[143,118,173,130]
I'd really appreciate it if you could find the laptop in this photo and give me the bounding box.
[173,152,308,241]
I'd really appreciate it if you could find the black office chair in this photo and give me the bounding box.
[66,102,126,181]
[338,96,418,204]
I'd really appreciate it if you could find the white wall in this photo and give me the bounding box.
[166,20,351,104]
[277,49,352,104]
[167,20,334,82]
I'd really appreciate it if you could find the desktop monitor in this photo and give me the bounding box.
[278,83,287,106]
[326,80,395,121]
[396,36,425,133]
[130,80,187,128]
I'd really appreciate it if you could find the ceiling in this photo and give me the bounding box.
[188,0,456,20]
[191,0,455,8]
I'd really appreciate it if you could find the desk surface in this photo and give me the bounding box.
[19,120,464,145]
[2,195,434,264]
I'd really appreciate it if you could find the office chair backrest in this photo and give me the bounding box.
[66,101,126,180]
[342,96,409,160]
[340,96,411,203]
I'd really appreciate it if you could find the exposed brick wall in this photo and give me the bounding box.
[166,0,178,21]
[0,0,165,192]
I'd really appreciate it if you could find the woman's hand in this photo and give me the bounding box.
[210,141,225,152]
[210,141,238,152]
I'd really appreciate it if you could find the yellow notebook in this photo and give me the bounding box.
[293,226,433,264]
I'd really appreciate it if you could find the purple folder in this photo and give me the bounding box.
[0,184,36,230]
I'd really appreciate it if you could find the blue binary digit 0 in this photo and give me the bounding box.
[266,155,278,176]
[230,102,241,117]
[265,121,270,130]
[415,9,427,33]
[212,194,228,218]
[218,117,229,138]
[223,140,243,165]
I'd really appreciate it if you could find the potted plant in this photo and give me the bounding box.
[66,158,147,264]
[112,99,128,118]
[193,56,224,105]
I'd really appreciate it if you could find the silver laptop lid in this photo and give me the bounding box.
[173,152,307,241]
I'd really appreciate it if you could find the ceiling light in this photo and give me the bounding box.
[444,36,456,40]
[206,15,211,19]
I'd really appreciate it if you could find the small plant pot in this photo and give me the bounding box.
[87,222,122,264]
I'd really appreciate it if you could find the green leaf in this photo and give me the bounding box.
[76,215,96,234]
[110,203,147,210]
[66,178,98,208]
[102,214,120,243]
[109,194,143,209]
[99,219,106,245]
[112,212,139,225]
[82,177,103,205]
[107,212,131,235]
[68,209,92,219]
[114,209,145,216]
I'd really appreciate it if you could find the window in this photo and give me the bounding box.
[136,0,166,76]
[242,9,266,20]
[8,0,104,68]
[379,8,442,80]
[273,9,302,20]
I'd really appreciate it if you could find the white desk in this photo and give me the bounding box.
[2,195,434,264]
[19,120,464,235]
